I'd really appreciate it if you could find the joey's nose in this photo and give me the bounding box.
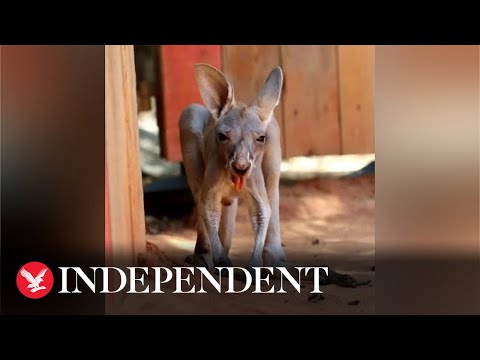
[233,159,251,173]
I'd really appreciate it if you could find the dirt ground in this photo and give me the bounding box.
[110,175,375,314]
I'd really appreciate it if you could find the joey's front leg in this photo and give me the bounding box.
[246,185,271,269]
[199,195,234,268]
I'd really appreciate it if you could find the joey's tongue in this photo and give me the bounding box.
[231,175,246,192]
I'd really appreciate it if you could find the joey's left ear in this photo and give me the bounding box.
[252,66,283,124]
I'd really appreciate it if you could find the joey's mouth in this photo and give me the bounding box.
[231,174,247,192]
[232,168,248,176]
[227,152,254,192]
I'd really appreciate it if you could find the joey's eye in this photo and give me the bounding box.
[217,133,229,142]
[257,136,266,143]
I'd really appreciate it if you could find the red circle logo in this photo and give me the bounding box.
[16,262,54,299]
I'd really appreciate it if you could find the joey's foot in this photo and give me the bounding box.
[247,256,263,269]
[214,268,249,284]
[267,261,298,279]
[262,246,286,269]
[214,254,234,268]
[233,269,248,283]
[212,256,250,284]
[244,255,264,281]
[184,254,213,268]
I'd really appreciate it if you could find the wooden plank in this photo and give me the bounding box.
[105,45,146,268]
[105,159,114,307]
[222,45,285,157]
[280,45,341,157]
[338,45,375,154]
[159,45,222,162]
[105,160,112,267]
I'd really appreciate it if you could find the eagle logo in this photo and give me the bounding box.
[16,262,54,299]
[20,267,48,293]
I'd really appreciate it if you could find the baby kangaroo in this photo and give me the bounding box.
[179,64,286,271]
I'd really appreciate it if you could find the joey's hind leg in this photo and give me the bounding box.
[179,105,213,267]
[185,219,214,268]
[262,181,286,267]
[261,141,286,267]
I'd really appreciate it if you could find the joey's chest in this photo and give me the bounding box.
[217,177,246,206]
[214,175,249,206]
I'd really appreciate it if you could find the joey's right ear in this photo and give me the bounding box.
[195,64,235,119]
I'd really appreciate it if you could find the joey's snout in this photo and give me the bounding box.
[229,151,254,177]
[232,158,251,175]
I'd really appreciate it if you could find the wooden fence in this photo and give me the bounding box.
[158,45,374,162]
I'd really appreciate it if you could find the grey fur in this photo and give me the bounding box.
[179,64,286,270]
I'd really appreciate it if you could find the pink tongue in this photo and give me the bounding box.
[232,175,246,192]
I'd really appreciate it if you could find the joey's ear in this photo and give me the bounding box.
[195,64,234,119]
[252,66,283,124]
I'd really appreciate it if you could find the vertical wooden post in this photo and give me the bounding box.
[105,45,146,269]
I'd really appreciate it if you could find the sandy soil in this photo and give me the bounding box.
[110,176,375,314]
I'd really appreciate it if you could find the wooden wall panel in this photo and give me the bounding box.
[222,45,285,157]
[338,45,375,154]
[281,45,341,157]
[105,45,146,267]
[159,45,221,162]
[159,45,375,160]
